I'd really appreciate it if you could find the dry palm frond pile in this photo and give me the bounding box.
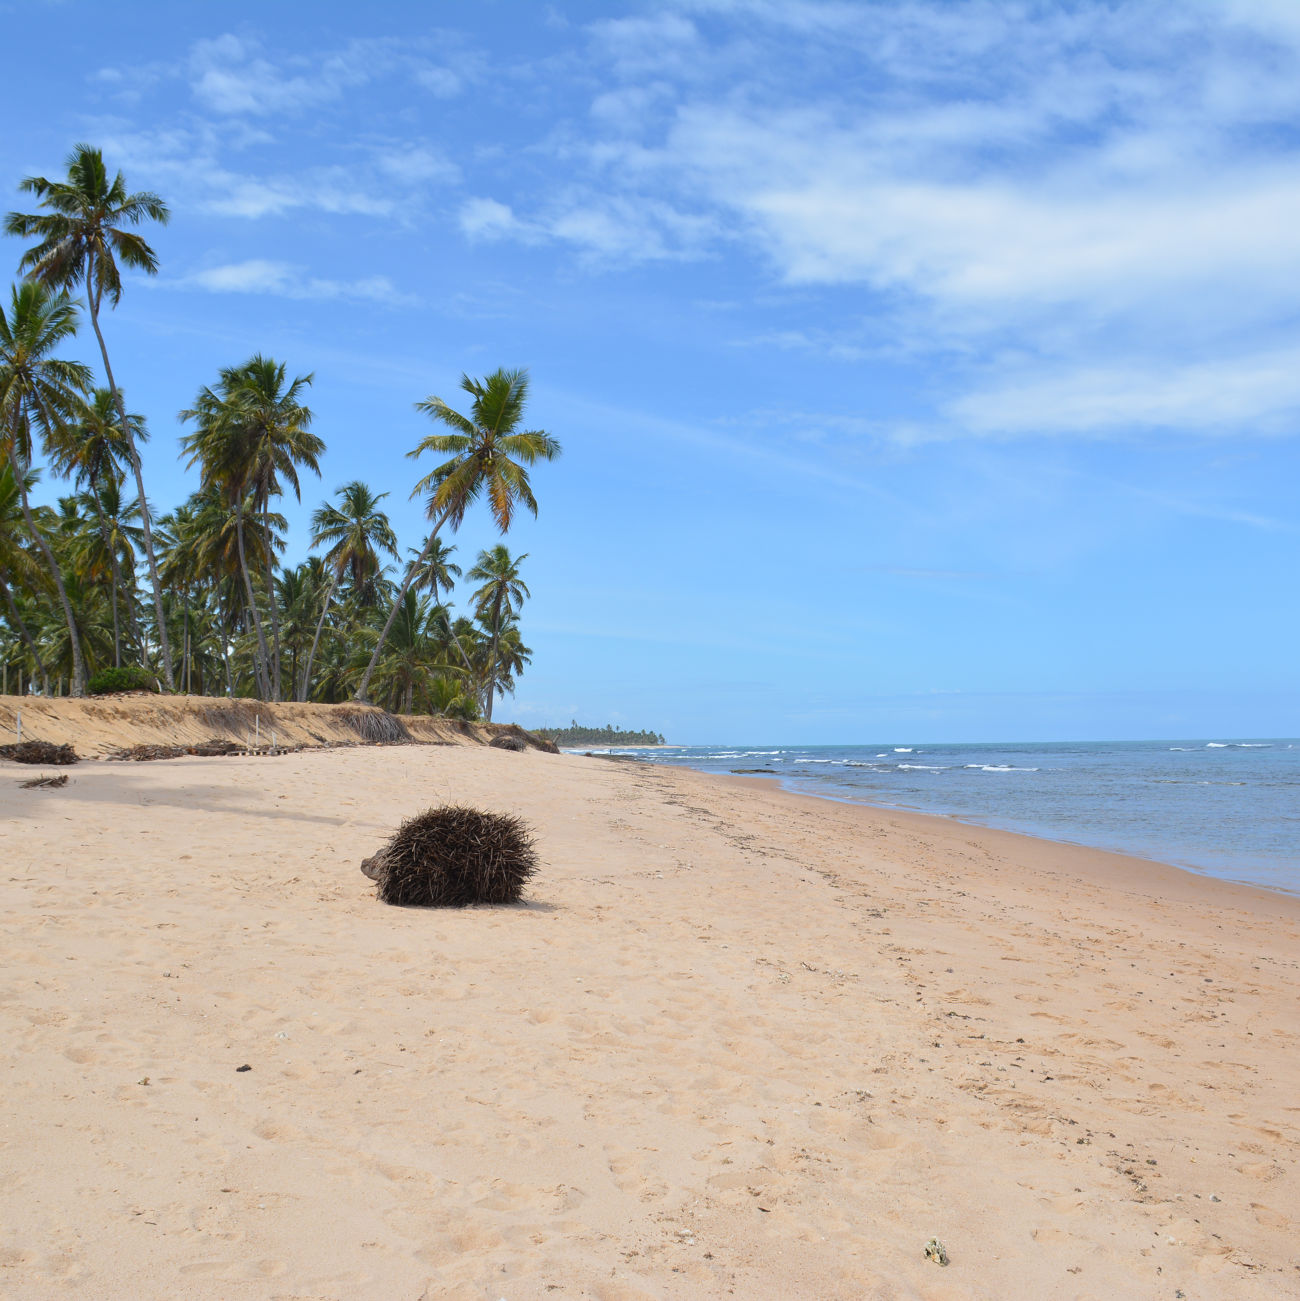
[0,741,79,765]
[339,708,411,745]
[488,734,527,751]
[362,805,538,907]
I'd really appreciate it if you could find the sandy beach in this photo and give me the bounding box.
[2,731,1298,1299]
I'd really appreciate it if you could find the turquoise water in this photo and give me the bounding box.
[588,739,1300,895]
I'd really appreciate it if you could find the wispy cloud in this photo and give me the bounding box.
[180,259,418,306]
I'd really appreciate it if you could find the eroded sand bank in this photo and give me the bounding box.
[1,744,1296,1299]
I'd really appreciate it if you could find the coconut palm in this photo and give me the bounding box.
[407,534,461,607]
[300,480,397,701]
[5,144,174,686]
[46,387,146,665]
[0,281,92,693]
[467,544,530,722]
[355,367,559,703]
[180,356,321,700]
[0,462,52,692]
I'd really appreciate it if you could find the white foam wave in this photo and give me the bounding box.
[980,764,1039,772]
[894,747,913,753]
[899,763,946,771]
[1206,742,1228,748]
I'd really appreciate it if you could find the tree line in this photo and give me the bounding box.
[534,723,667,747]
[0,145,560,720]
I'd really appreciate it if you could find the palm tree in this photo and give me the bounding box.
[5,144,174,686]
[300,480,397,701]
[355,367,560,702]
[407,534,461,607]
[0,462,52,692]
[180,356,321,700]
[47,387,146,666]
[467,544,530,722]
[0,282,92,693]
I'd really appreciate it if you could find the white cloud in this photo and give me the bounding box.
[949,347,1300,438]
[187,34,390,116]
[459,197,522,240]
[185,259,417,306]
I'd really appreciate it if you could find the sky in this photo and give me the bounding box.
[2,0,1298,744]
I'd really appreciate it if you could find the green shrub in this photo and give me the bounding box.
[87,666,161,696]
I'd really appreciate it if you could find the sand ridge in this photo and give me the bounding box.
[1,744,1297,1299]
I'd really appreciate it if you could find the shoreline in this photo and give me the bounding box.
[3,743,1296,1297]
[712,766,1300,917]
[633,749,1300,901]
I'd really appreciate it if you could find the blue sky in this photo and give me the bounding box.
[3,0,1298,743]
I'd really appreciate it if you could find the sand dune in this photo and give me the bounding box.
[1,733,1297,1298]
[0,692,554,756]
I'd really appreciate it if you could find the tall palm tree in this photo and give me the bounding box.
[180,356,321,700]
[46,387,146,666]
[467,544,529,722]
[355,367,560,702]
[0,282,92,693]
[300,480,397,701]
[5,144,174,686]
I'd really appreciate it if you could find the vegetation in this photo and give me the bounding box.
[86,665,158,695]
[0,145,562,720]
[535,722,668,747]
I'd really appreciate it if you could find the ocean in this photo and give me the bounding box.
[581,739,1300,895]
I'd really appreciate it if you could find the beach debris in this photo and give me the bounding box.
[363,804,538,908]
[489,734,527,752]
[236,1064,251,1072]
[924,1238,950,1266]
[108,739,262,761]
[19,772,69,789]
[0,740,78,765]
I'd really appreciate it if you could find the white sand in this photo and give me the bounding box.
[1,739,1297,1299]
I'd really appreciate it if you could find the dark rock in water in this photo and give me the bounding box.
[0,741,78,765]
[489,734,527,752]
[362,804,538,907]
[730,768,776,774]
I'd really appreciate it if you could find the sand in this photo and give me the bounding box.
[1,732,1297,1299]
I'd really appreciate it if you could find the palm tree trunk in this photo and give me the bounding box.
[217,584,235,697]
[0,571,51,689]
[6,451,86,695]
[482,590,505,723]
[233,498,272,699]
[86,481,121,668]
[355,504,452,703]
[85,273,174,689]
[262,535,283,701]
[299,566,340,701]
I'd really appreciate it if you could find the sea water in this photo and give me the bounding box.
[586,740,1300,895]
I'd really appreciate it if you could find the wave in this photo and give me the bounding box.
[979,764,1039,772]
[899,763,946,771]
[893,747,913,753]
[1206,742,1228,748]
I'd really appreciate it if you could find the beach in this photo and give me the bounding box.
[2,735,1298,1299]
